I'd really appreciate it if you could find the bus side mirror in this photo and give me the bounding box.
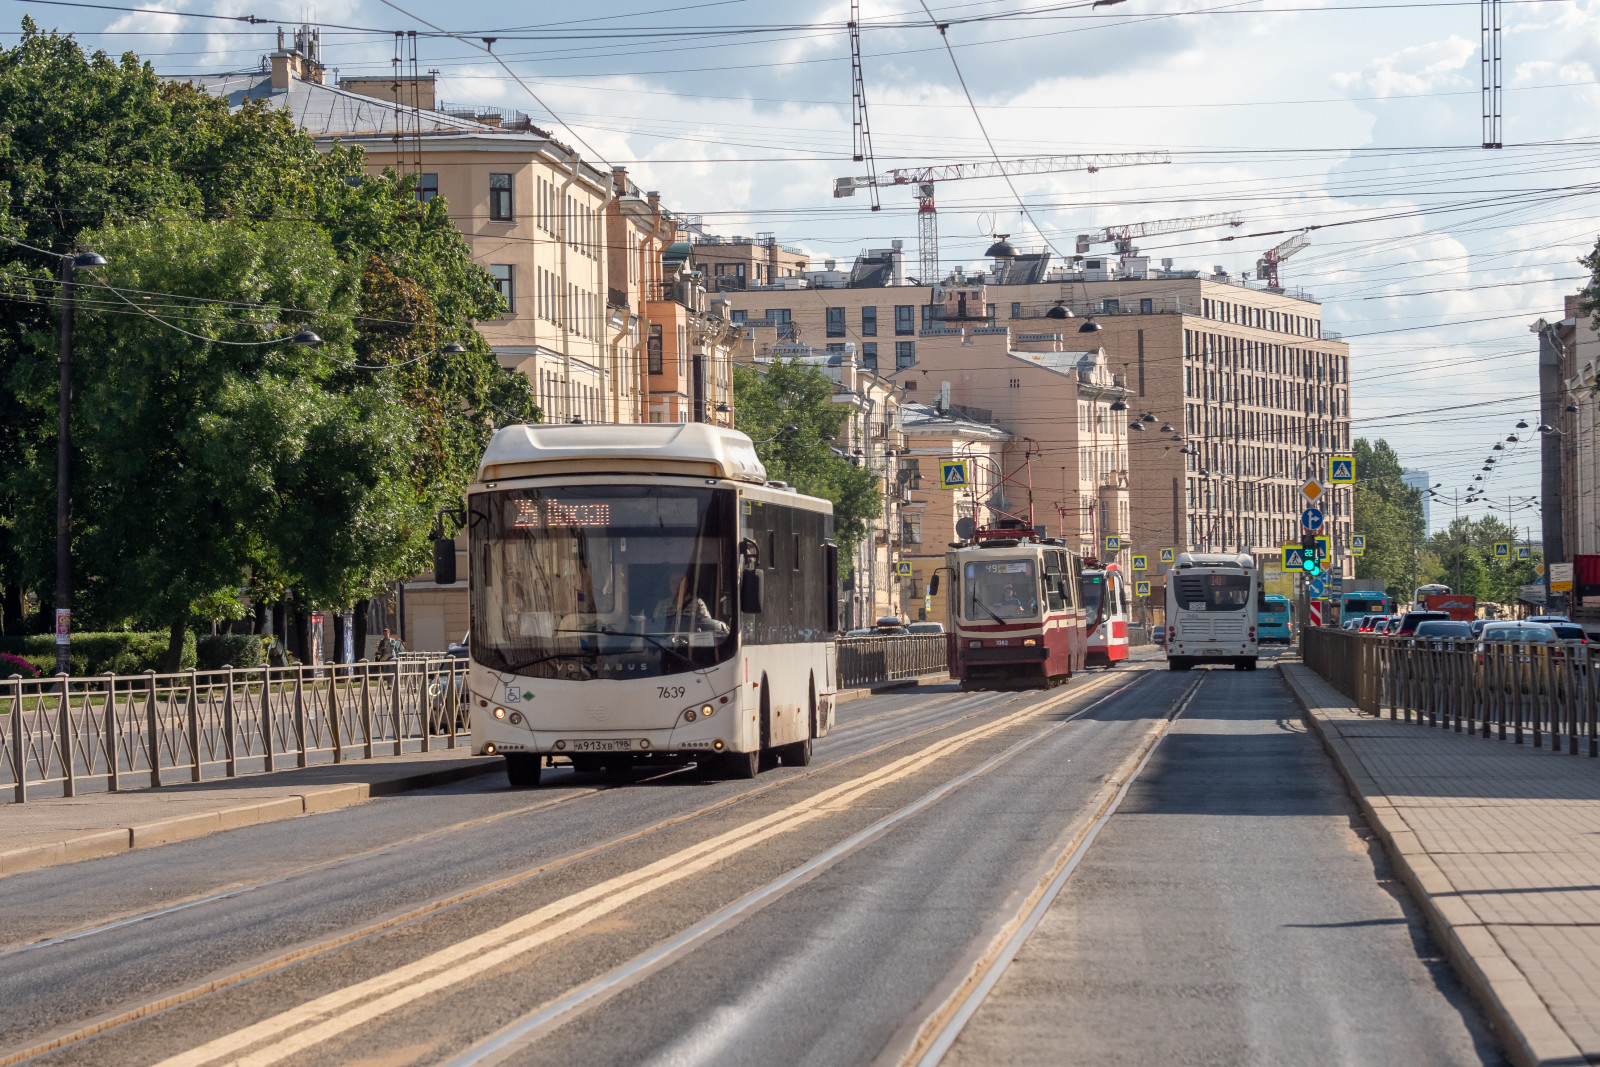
[741,568,765,614]
[433,539,457,585]
[928,574,940,596]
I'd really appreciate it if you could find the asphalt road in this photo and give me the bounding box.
[0,651,1504,1067]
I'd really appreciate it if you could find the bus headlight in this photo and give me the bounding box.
[493,707,506,719]
[509,712,524,725]
[701,703,714,717]
[684,709,697,722]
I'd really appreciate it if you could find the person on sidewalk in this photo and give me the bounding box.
[376,628,405,661]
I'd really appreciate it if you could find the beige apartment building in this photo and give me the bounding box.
[691,234,810,292]
[722,250,1353,575]
[1556,293,1600,559]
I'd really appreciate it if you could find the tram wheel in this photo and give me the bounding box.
[504,753,542,788]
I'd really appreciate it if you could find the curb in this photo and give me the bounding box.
[835,673,951,705]
[1278,662,1583,1067]
[0,759,498,880]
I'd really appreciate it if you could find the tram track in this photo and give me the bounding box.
[1,672,1143,1067]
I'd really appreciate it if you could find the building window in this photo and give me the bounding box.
[895,305,914,335]
[766,308,791,323]
[731,309,747,325]
[489,173,514,221]
[826,306,846,337]
[648,324,663,374]
[862,306,877,336]
[418,172,438,203]
[896,341,915,369]
[862,342,878,370]
[1011,302,1021,318]
[489,264,513,311]
[1140,297,1153,314]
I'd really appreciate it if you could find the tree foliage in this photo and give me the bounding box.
[0,23,538,644]
[1352,438,1426,593]
[733,361,882,566]
[1427,516,1543,606]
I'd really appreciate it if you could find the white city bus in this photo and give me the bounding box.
[1164,552,1260,671]
[455,423,838,786]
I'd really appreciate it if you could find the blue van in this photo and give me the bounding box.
[1259,594,1292,644]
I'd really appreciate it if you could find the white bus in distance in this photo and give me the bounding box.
[1164,552,1260,671]
[445,423,839,787]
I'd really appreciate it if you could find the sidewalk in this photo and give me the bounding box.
[0,748,496,879]
[1282,661,1600,1067]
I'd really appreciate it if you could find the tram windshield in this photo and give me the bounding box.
[470,485,737,679]
[1079,573,1107,630]
[963,557,1040,622]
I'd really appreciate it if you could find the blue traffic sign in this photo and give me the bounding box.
[1300,507,1325,531]
[1308,577,1326,598]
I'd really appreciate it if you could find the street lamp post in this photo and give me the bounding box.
[54,250,106,674]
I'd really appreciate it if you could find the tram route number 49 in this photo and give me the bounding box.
[658,686,687,700]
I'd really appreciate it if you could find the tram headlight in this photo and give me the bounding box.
[1023,638,1038,647]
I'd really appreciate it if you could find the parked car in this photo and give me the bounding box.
[906,621,945,635]
[845,628,877,638]
[875,616,908,635]
[1412,619,1474,648]
[1151,625,1166,647]
[1469,618,1491,637]
[1526,615,1573,625]
[1357,615,1386,633]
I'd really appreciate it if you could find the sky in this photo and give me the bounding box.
[7,0,1600,538]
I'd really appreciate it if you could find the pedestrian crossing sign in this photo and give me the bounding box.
[1282,544,1306,570]
[1328,456,1355,484]
[1132,555,1148,571]
[1517,545,1531,561]
[1105,535,1122,553]
[1136,580,1151,597]
[1493,542,1510,559]
[895,561,913,577]
[1315,535,1330,560]
[940,461,969,489]
[1159,548,1175,563]
[1351,533,1365,558]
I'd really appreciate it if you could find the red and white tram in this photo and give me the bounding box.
[1080,561,1131,668]
[940,522,1088,690]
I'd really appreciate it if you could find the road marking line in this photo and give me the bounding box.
[0,686,1023,1067]
[440,674,1158,1067]
[902,671,1207,1067]
[154,673,1133,1067]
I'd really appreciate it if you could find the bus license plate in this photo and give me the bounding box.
[569,739,634,752]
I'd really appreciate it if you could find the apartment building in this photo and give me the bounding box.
[721,248,1354,574]
[1556,293,1600,558]
[690,234,809,292]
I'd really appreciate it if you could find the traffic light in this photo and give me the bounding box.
[1300,530,1323,578]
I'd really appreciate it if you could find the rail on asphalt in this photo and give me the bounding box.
[1303,627,1600,756]
[3,636,949,802]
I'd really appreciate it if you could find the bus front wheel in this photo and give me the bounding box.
[504,753,542,788]
[715,749,759,780]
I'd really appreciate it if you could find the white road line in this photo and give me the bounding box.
[441,671,1160,1067]
[908,671,1208,1067]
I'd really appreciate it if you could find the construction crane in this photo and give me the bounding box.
[833,151,1171,284]
[847,0,881,211]
[1255,231,1310,290]
[1075,212,1245,255]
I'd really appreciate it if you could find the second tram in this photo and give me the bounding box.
[1164,552,1260,671]
[1079,561,1131,667]
[943,526,1088,689]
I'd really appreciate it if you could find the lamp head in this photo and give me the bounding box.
[71,251,107,269]
[291,329,322,347]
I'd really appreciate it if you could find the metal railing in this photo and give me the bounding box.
[1302,630,1600,756]
[836,634,948,690]
[4,659,470,802]
[6,636,954,802]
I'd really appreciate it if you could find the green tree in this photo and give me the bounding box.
[1351,438,1426,594]
[0,25,538,652]
[1428,515,1542,606]
[733,361,882,569]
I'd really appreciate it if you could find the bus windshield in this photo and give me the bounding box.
[470,485,737,680]
[964,558,1040,622]
[1174,572,1253,612]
